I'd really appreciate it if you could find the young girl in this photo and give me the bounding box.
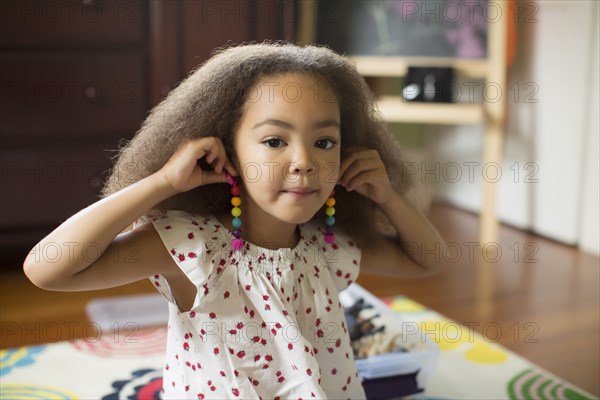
[24,41,446,399]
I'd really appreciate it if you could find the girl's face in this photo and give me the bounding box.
[233,73,341,226]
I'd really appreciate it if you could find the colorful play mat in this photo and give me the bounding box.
[1,295,596,399]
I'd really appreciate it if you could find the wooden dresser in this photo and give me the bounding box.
[0,0,296,262]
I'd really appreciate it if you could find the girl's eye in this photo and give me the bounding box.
[316,139,337,150]
[263,138,285,148]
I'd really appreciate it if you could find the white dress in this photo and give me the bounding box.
[138,209,367,399]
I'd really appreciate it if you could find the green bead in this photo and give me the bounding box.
[326,216,335,226]
[325,207,335,216]
[231,207,241,217]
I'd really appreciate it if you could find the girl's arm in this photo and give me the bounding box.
[23,137,237,291]
[338,147,447,278]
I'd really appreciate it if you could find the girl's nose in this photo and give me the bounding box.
[288,148,316,175]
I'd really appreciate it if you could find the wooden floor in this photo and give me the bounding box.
[1,202,598,396]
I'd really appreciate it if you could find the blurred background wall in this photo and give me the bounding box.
[0,0,297,262]
[1,0,598,265]
[423,1,599,254]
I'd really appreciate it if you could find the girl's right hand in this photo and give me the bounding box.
[158,137,238,193]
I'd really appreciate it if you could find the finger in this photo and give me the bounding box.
[187,139,213,167]
[185,165,208,189]
[203,138,222,164]
[216,138,230,173]
[213,152,236,176]
[191,166,229,187]
[210,139,238,176]
[339,154,359,180]
[201,171,228,185]
[339,159,380,186]
[345,169,379,191]
[339,149,376,178]
[196,138,223,174]
[212,150,224,174]
[223,158,239,176]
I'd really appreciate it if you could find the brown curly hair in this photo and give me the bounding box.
[101,40,433,247]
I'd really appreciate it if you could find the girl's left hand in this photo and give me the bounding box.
[337,147,394,204]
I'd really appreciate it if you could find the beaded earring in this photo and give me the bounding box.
[325,189,336,244]
[226,172,244,250]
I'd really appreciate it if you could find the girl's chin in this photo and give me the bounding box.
[274,208,320,225]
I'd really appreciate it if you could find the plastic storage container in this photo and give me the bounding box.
[340,283,439,399]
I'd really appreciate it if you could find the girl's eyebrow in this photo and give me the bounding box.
[252,118,340,131]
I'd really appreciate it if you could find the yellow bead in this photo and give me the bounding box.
[325,207,335,216]
[231,197,241,207]
[231,207,242,217]
[326,197,336,207]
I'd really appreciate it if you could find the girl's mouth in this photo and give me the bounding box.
[282,188,317,199]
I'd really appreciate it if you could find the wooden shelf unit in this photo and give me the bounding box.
[299,1,509,285]
[374,96,484,125]
[350,56,490,79]
[350,56,488,125]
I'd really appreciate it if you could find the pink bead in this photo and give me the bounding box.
[226,172,238,186]
[325,234,335,244]
[232,239,244,250]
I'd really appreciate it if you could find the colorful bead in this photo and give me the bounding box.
[226,173,237,186]
[324,189,336,244]
[232,239,244,250]
[226,172,244,250]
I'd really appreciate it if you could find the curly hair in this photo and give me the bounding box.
[101,40,433,247]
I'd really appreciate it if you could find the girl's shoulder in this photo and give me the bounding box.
[133,209,226,251]
[134,209,214,228]
[303,219,362,262]
[302,219,361,251]
[302,221,362,293]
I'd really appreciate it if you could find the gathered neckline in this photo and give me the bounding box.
[207,213,309,255]
[206,213,320,274]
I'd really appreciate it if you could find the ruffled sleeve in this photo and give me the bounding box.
[146,210,219,307]
[310,223,362,293]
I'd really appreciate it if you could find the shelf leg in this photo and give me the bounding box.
[477,116,505,321]
[476,0,508,321]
